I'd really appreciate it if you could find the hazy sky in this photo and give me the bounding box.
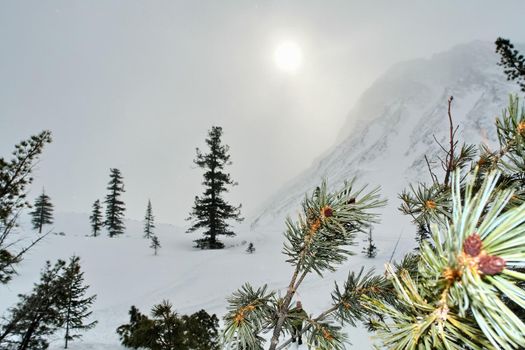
[1,1,525,225]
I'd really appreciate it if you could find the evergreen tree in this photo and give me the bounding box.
[144,200,155,239]
[116,306,155,349]
[104,168,126,237]
[89,199,103,237]
[60,256,97,349]
[0,260,65,349]
[117,302,219,350]
[361,229,377,258]
[223,181,389,350]
[414,222,431,249]
[496,37,525,92]
[0,131,52,283]
[181,310,220,350]
[369,95,525,349]
[187,126,243,249]
[150,235,161,256]
[30,189,54,234]
[222,95,525,350]
[246,242,255,254]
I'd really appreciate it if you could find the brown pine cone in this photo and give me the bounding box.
[479,255,506,275]
[322,206,334,218]
[463,233,483,257]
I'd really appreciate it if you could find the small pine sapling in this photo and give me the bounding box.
[246,242,255,254]
[362,229,377,258]
[89,199,103,237]
[150,235,161,256]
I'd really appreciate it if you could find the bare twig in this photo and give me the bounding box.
[424,155,439,185]
[443,96,455,187]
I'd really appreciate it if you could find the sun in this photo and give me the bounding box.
[274,41,303,73]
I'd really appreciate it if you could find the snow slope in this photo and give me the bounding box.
[0,41,521,349]
[252,41,519,245]
[1,214,382,349]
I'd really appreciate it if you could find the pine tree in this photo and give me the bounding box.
[187,126,243,249]
[89,199,103,237]
[496,37,525,92]
[362,229,377,258]
[0,260,65,349]
[246,242,255,254]
[150,236,161,256]
[117,302,220,350]
[414,222,431,249]
[30,189,54,234]
[0,131,52,283]
[370,95,525,349]
[60,256,97,349]
[144,200,155,239]
[223,181,389,350]
[104,168,126,237]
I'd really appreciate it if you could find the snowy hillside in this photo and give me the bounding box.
[252,41,519,238]
[0,213,382,349]
[1,41,522,350]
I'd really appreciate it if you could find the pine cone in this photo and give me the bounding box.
[479,255,506,275]
[322,206,333,218]
[463,233,483,257]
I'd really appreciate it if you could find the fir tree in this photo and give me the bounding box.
[187,126,243,249]
[496,37,525,92]
[144,200,155,239]
[30,189,54,234]
[150,235,161,256]
[0,131,52,283]
[246,242,255,254]
[362,229,377,258]
[60,256,97,349]
[89,199,103,237]
[104,168,126,237]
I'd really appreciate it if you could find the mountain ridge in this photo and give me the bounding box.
[251,41,521,231]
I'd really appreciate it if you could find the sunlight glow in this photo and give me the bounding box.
[274,41,303,73]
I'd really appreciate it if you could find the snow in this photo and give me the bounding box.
[2,212,395,349]
[1,41,522,349]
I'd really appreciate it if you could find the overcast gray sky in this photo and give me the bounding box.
[1,1,525,225]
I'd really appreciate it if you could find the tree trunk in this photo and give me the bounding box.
[64,302,71,349]
[18,318,39,350]
[38,206,43,234]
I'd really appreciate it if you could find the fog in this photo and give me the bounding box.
[1,1,524,224]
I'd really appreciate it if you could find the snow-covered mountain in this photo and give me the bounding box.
[252,41,519,234]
